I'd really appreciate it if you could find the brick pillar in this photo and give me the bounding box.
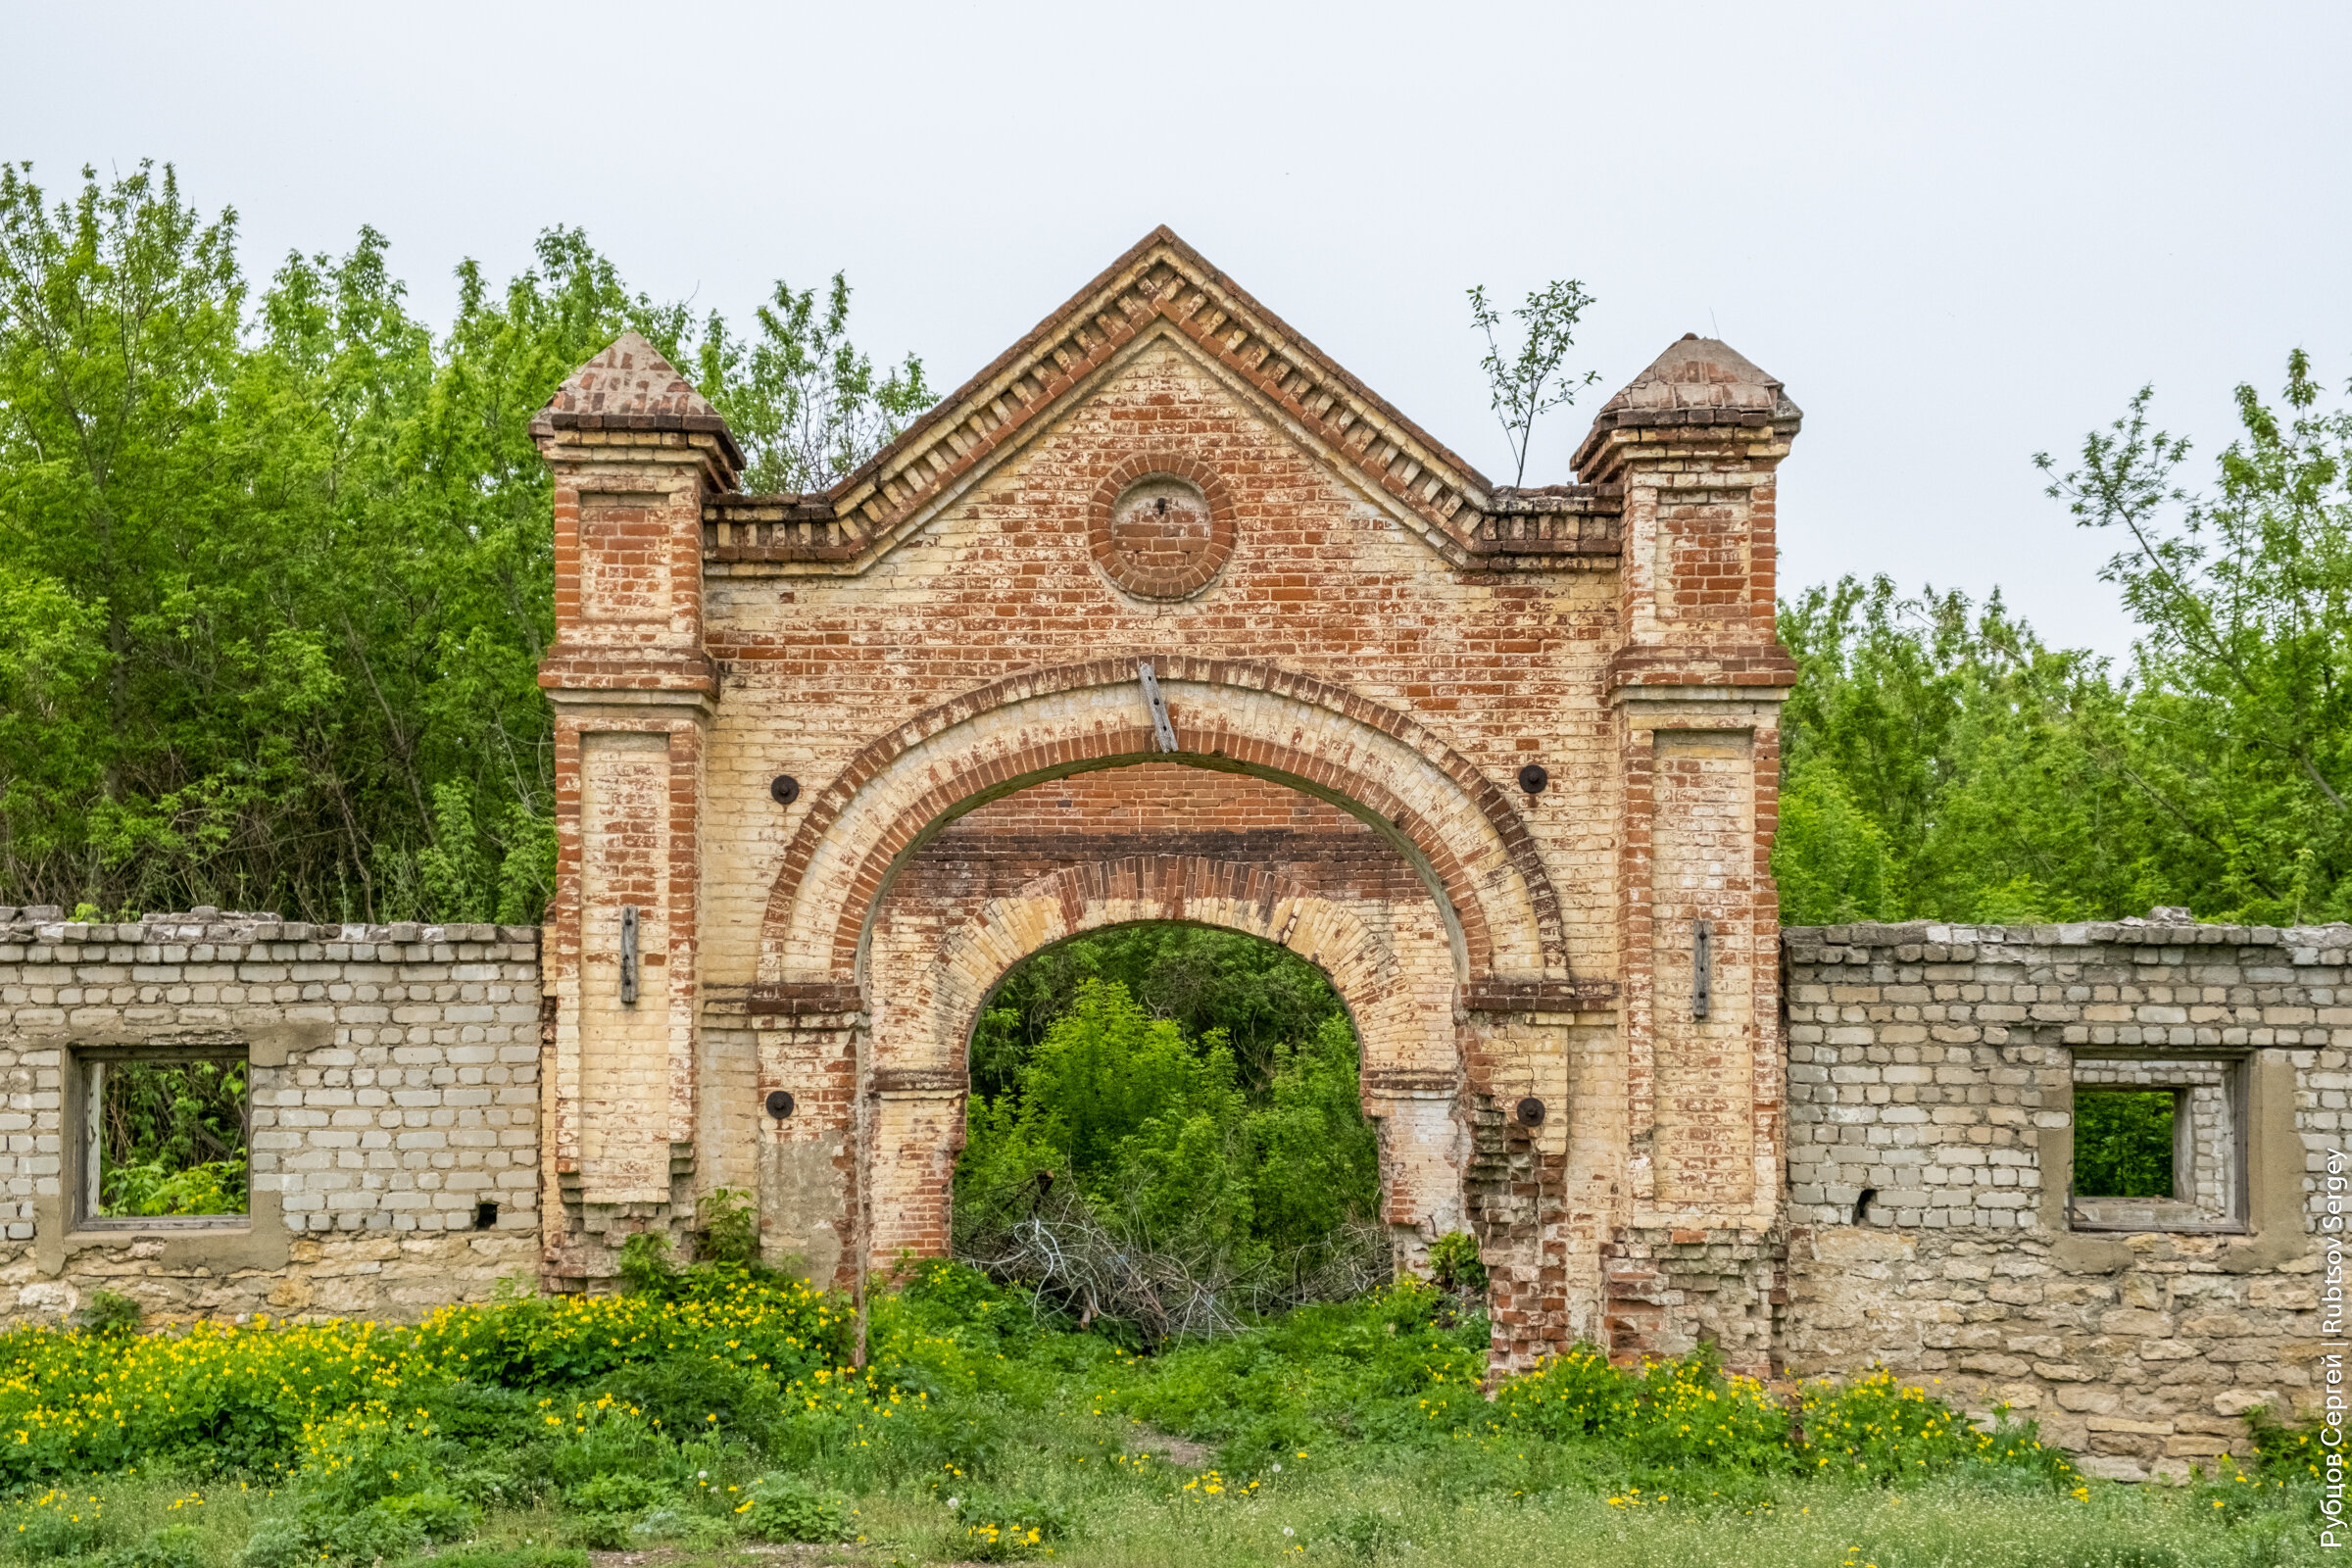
[1575,336,1800,1371]
[531,332,741,1285]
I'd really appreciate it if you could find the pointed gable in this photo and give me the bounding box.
[702,227,1624,571]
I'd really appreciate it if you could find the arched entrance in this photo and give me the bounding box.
[862,847,1469,1267]
[534,226,1801,1376]
[744,666,1552,1292]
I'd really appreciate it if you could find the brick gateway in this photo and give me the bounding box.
[533,228,1799,1374]
[0,231,2325,1467]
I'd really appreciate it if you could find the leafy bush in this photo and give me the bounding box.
[9,1487,108,1559]
[101,1158,248,1218]
[441,1463,535,1508]
[262,1411,481,1565]
[540,1400,677,1491]
[409,1379,539,1448]
[242,1496,462,1568]
[956,981,1384,1338]
[102,1524,206,1568]
[74,1290,143,1338]
[1426,1231,1487,1294]
[2246,1402,2322,1486]
[615,1230,676,1295]
[1492,1348,2075,1485]
[237,1519,310,1568]
[1492,1345,1634,1440]
[1798,1369,2076,1486]
[0,1266,838,1487]
[955,1491,1071,1561]
[564,1472,666,1514]
[591,1349,779,1434]
[1611,1348,1798,1471]
[696,1187,761,1265]
[738,1473,850,1543]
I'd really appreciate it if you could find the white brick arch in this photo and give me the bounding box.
[918,857,1449,1086]
[756,657,1569,993]
[861,854,1469,1264]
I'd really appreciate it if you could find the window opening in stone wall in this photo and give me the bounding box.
[2067,1055,2245,1233]
[82,1051,249,1223]
[952,923,1395,1343]
[2072,1090,2177,1200]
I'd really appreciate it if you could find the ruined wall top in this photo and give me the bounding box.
[1786,915,2352,959]
[0,906,537,950]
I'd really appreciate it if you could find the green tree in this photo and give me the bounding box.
[1468,278,1599,486]
[1004,978,1247,1185]
[670,272,934,494]
[1247,1014,1383,1253]
[1770,766,1894,925]
[956,948,1382,1327]
[0,160,263,908]
[970,923,1348,1102]
[2071,1090,2175,1199]
[1773,576,2160,924]
[0,162,928,921]
[2038,354,2352,922]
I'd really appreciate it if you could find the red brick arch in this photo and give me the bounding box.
[757,657,1570,990]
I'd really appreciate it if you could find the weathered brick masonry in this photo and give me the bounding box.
[0,908,541,1325]
[530,225,1802,1374]
[1778,917,2336,1477]
[0,229,2325,1464]
[862,766,1465,1268]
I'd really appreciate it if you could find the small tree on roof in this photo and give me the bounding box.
[1468,277,1599,487]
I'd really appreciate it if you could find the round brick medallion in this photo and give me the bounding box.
[1089,456,1234,600]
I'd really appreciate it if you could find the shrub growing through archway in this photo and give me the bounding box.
[953,926,1385,1340]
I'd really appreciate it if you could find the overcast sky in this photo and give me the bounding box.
[9,2,2348,658]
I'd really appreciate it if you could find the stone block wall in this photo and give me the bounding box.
[1780,918,2339,1480]
[0,907,543,1326]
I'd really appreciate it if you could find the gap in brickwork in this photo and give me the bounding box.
[859,762,1471,1330]
[949,920,1386,1341]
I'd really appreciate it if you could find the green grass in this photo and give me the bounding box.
[2,1454,2319,1568]
[0,1262,2319,1568]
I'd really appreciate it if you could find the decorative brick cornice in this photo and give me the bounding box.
[869,1067,966,1096]
[537,652,717,697]
[1359,1068,1459,1095]
[1606,646,1799,693]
